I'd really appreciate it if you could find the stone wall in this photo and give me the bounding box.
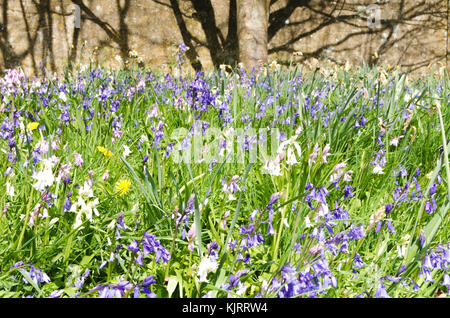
[0,0,447,76]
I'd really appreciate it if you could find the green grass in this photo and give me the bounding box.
[0,62,448,298]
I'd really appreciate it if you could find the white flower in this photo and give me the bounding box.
[49,155,59,167]
[49,217,59,227]
[222,175,240,201]
[321,144,331,163]
[315,202,329,221]
[20,205,49,227]
[373,165,384,174]
[397,234,411,258]
[277,135,301,166]
[369,206,386,230]
[236,283,248,296]
[107,219,116,230]
[72,196,100,229]
[122,145,132,158]
[197,256,218,283]
[32,168,55,192]
[148,106,158,119]
[308,143,320,166]
[78,180,94,198]
[6,181,14,197]
[389,136,404,147]
[304,216,313,228]
[39,140,49,155]
[32,80,42,90]
[285,145,300,165]
[136,79,146,91]
[128,50,138,58]
[57,163,73,183]
[262,158,282,176]
[343,170,354,182]
[58,91,67,102]
[330,162,347,182]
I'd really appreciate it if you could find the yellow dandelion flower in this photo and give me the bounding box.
[97,146,113,157]
[27,122,39,131]
[115,179,131,196]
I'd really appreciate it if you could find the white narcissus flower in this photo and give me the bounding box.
[197,256,218,283]
[128,50,138,58]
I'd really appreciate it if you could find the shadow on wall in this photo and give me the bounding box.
[0,0,447,75]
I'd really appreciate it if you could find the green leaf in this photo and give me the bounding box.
[17,268,42,296]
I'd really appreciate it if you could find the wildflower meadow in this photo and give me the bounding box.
[0,55,449,299]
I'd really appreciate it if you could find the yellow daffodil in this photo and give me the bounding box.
[97,146,113,157]
[27,122,39,131]
[115,179,131,196]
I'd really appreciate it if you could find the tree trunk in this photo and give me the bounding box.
[237,0,270,71]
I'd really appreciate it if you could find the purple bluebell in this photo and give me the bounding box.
[374,283,390,298]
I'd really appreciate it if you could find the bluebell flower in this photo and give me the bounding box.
[353,253,366,269]
[425,197,437,214]
[48,290,64,298]
[343,185,354,200]
[348,225,365,240]
[374,283,390,298]
[396,264,407,276]
[419,230,426,249]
